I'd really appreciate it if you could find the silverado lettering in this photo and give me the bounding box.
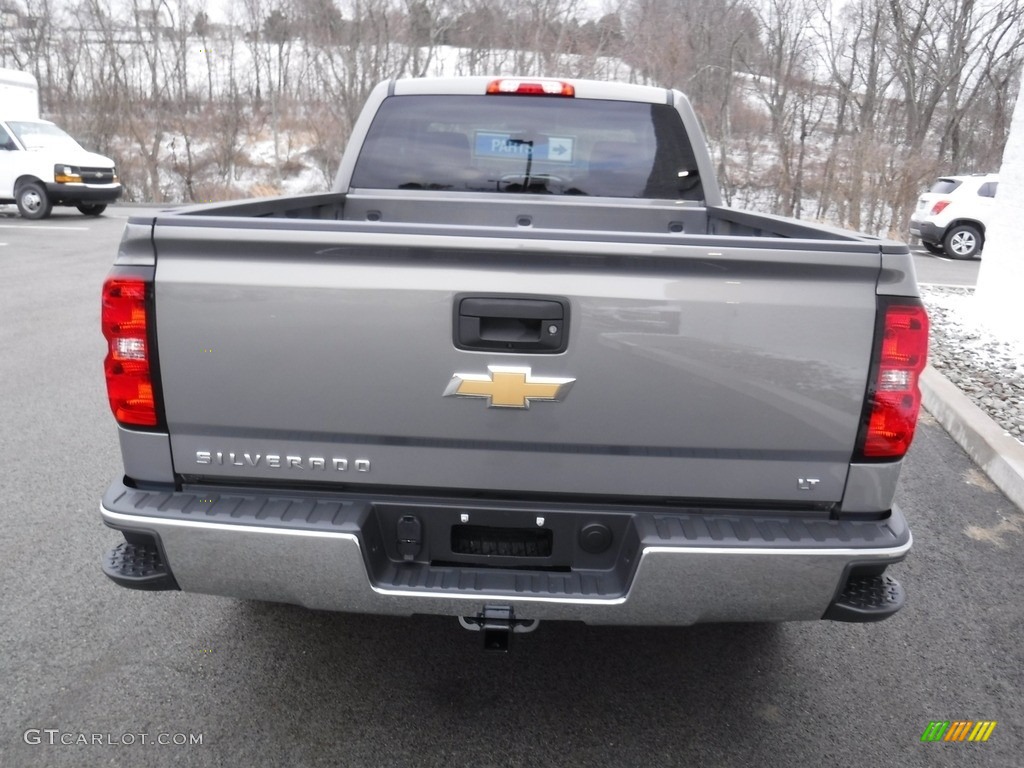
[194,451,369,471]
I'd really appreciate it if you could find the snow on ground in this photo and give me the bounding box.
[921,285,1024,443]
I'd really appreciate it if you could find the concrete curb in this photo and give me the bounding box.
[920,365,1024,511]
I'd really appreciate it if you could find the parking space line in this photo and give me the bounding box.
[0,224,91,231]
[912,250,957,262]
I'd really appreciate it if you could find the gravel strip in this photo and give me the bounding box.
[920,285,1024,444]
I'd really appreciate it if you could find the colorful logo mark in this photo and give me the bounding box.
[921,721,997,742]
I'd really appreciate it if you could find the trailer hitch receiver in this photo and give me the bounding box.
[458,605,539,652]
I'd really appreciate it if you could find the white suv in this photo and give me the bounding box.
[909,174,997,259]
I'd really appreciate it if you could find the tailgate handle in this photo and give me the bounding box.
[455,296,569,353]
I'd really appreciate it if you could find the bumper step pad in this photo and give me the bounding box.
[102,541,179,591]
[823,574,904,622]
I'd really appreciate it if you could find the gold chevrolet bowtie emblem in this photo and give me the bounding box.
[444,366,575,408]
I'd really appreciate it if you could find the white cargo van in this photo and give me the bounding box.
[1,67,122,219]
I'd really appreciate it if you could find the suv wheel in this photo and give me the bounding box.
[943,224,982,259]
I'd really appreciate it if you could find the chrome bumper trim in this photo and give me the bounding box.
[101,506,911,625]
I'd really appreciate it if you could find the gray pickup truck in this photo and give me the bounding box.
[100,76,928,647]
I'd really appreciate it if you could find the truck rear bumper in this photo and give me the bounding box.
[100,481,911,625]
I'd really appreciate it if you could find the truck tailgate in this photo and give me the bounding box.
[153,221,882,504]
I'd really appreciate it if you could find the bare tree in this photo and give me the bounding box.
[4,0,1020,222]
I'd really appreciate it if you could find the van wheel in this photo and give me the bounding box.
[16,182,53,219]
[943,224,982,259]
[77,204,107,216]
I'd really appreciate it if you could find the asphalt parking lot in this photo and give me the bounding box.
[909,242,982,286]
[0,206,1021,767]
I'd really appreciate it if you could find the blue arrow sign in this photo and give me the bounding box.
[473,132,575,163]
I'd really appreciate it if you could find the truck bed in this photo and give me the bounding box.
[166,190,896,245]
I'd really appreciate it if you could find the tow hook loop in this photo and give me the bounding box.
[458,605,539,652]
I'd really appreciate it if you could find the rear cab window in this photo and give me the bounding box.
[350,95,705,200]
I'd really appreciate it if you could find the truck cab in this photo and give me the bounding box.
[0,68,122,219]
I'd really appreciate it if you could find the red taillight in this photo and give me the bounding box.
[860,302,929,458]
[930,200,951,215]
[102,276,157,426]
[486,78,575,97]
